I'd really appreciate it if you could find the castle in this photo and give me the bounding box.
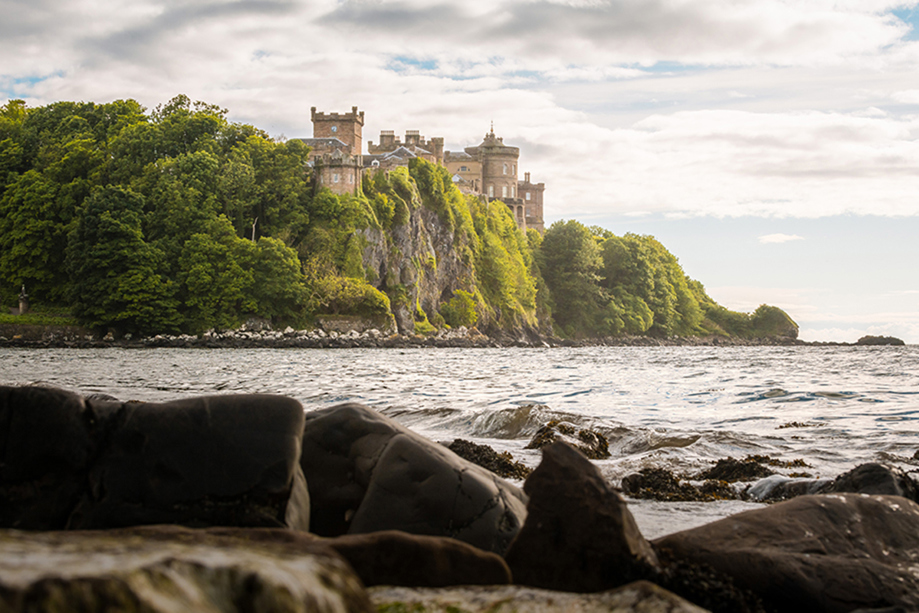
[299,107,545,233]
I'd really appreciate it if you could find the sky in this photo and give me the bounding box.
[3,0,919,343]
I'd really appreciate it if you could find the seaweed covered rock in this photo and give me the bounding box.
[0,386,310,531]
[0,526,370,613]
[655,494,919,612]
[504,442,659,592]
[621,468,735,502]
[524,420,611,459]
[300,403,527,554]
[446,439,531,480]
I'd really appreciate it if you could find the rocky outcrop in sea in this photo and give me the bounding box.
[2,384,918,612]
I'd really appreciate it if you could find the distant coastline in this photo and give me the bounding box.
[2,322,903,349]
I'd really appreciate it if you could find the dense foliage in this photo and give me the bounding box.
[534,220,797,339]
[0,96,795,340]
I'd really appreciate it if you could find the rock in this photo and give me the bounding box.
[0,386,95,529]
[324,530,511,587]
[747,463,919,503]
[524,419,611,459]
[856,335,905,346]
[745,474,830,502]
[654,494,919,612]
[504,442,660,593]
[368,581,710,613]
[72,393,310,530]
[817,462,919,501]
[0,386,309,531]
[695,456,777,482]
[445,438,531,480]
[621,468,735,502]
[0,526,371,612]
[300,403,527,554]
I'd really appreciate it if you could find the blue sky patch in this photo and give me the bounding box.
[890,6,919,40]
[387,56,439,73]
[0,73,60,100]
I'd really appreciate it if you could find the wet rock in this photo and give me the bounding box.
[654,494,919,612]
[504,442,660,593]
[524,420,611,459]
[324,531,511,587]
[445,438,531,480]
[0,386,94,529]
[0,386,310,531]
[748,463,919,503]
[816,462,919,502]
[695,456,778,482]
[0,525,371,613]
[621,468,735,502]
[745,475,830,502]
[300,403,527,554]
[368,581,710,613]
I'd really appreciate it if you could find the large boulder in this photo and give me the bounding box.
[300,403,527,554]
[504,442,660,593]
[0,386,310,531]
[654,494,919,612]
[180,527,511,589]
[0,526,371,612]
[0,386,95,529]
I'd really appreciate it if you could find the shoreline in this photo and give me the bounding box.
[0,322,849,349]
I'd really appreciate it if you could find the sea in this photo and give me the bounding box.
[2,345,917,539]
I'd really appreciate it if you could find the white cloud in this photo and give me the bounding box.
[759,233,804,244]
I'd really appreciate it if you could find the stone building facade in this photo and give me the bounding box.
[299,107,364,196]
[301,108,545,231]
[366,130,444,170]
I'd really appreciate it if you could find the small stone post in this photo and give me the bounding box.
[18,285,29,315]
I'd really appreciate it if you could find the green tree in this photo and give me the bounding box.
[67,186,180,335]
[177,215,256,333]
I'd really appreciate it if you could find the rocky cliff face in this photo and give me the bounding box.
[360,206,474,335]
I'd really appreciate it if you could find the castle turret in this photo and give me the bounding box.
[311,106,364,156]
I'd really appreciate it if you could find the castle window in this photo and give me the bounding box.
[512,186,516,198]
[331,126,338,133]
[333,173,340,183]
[502,185,508,198]
[460,166,467,172]
[503,163,507,175]
[512,164,516,175]
[526,192,531,201]
[348,174,354,183]
[488,185,494,198]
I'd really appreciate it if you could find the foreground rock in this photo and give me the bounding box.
[0,386,309,531]
[323,531,511,587]
[368,581,710,612]
[300,403,527,554]
[0,526,371,613]
[504,442,660,592]
[655,493,919,612]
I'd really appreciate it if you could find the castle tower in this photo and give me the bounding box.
[473,127,519,201]
[311,106,364,155]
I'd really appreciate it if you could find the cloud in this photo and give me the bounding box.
[759,233,804,244]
